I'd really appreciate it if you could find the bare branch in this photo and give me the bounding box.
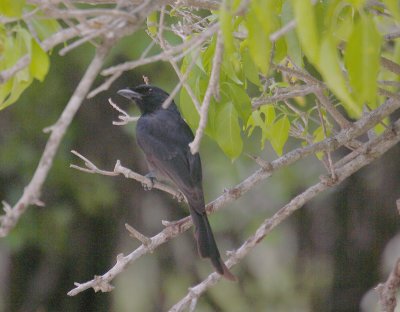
[252,84,320,109]
[125,223,152,246]
[107,98,139,126]
[101,23,219,76]
[381,57,400,76]
[0,43,113,237]
[170,116,400,312]
[189,30,223,154]
[67,97,400,297]
[376,258,400,312]
[70,150,186,202]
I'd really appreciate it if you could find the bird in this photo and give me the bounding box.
[117,84,236,281]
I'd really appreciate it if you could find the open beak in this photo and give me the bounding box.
[117,89,142,100]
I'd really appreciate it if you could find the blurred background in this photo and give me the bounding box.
[0,30,400,312]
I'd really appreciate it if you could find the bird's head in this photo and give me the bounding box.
[117,84,170,114]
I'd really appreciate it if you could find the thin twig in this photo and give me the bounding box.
[376,258,400,312]
[125,223,152,246]
[169,116,400,312]
[108,98,139,125]
[70,150,186,202]
[67,97,400,297]
[189,30,224,154]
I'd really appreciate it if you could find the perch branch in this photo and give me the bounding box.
[67,97,400,296]
[376,258,400,312]
[70,150,185,202]
[170,116,400,311]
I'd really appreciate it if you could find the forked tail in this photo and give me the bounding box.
[190,207,236,281]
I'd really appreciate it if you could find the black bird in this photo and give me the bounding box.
[117,84,236,281]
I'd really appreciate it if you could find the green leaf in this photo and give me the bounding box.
[0,74,33,110]
[179,83,200,132]
[331,5,354,42]
[292,0,319,64]
[0,27,33,110]
[220,0,235,59]
[383,0,400,20]
[29,40,49,81]
[202,35,216,74]
[221,82,252,122]
[146,11,158,37]
[246,105,276,149]
[241,44,261,86]
[245,4,271,74]
[270,116,290,156]
[318,35,360,117]
[344,15,381,109]
[313,126,325,159]
[31,16,61,41]
[180,57,218,136]
[222,55,243,85]
[215,102,243,160]
[0,0,26,17]
[281,1,304,67]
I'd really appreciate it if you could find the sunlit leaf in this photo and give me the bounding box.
[383,0,400,20]
[313,126,325,159]
[0,0,26,17]
[347,0,366,8]
[331,5,354,42]
[344,15,381,108]
[221,82,252,122]
[318,36,360,117]
[29,40,49,81]
[146,11,158,37]
[0,73,33,110]
[245,3,271,74]
[281,1,303,67]
[270,115,290,156]
[292,0,319,64]
[215,102,243,160]
[220,0,235,60]
[241,44,261,86]
[31,15,61,41]
[246,105,276,149]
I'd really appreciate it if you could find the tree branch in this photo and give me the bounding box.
[170,116,400,311]
[376,259,400,312]
[0,43,112,237]
[189,30,223,154]
[67,97,400,296]
[70,150,185,201]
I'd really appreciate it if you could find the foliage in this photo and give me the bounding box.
[1,1,399,161]
[0,2,58,110]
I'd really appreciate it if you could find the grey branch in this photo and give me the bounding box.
[67,97,400,297]
[376,258,400,312]
[170,116,400,312]
[70,150,186,202]
[0,44,112,237]
[189,30,224,154]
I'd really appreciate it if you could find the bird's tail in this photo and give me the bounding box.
[189,207,236,281]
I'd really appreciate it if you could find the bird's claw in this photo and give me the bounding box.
[142,173,156,191]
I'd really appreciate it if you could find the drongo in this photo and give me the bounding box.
[117,84,236,281]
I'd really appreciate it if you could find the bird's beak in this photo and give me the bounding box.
[117,89,142,100]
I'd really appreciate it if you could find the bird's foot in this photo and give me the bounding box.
[142,172,156,191]
[162,217,189,232]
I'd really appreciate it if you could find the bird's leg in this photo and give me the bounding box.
[162,216,191,232]
[142,171,157,191]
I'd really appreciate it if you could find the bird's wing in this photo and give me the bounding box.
[136,110,203,201]
[136,110,206,214]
